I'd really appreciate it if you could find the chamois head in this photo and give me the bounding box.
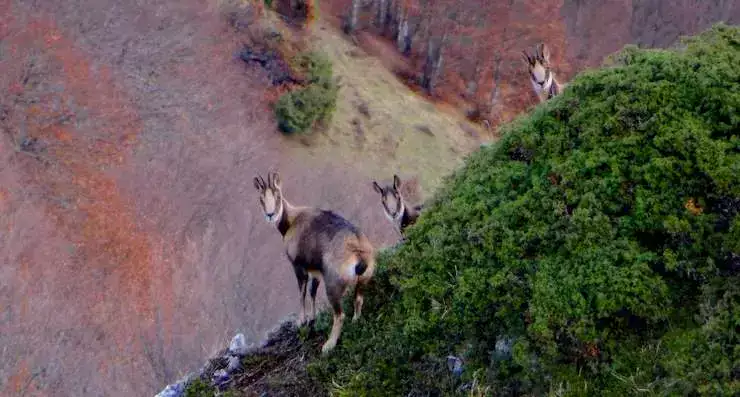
[522,43,553,91]
[254,171,284,224]
[372,174,405,222]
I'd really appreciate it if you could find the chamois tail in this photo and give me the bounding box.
[355,258,368,276]
[348,235,376,279]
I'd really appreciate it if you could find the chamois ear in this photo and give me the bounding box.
[253,176,264,191]
[521,50,532,66]
[393,174,402,191]
[372,181,383,195]
[270,171,282,189]
[540,43,550,63]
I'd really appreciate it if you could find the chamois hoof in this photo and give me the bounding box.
[297,312,308,327]
[352,314,360,322]
[321,340,336,355]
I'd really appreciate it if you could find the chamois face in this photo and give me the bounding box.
[523,43,552,89]
[372,175,405,221]
[253,171,284,224]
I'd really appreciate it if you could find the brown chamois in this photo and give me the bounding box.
[522,43,566,103]
[372,174,424,237]
[254,171,376,354]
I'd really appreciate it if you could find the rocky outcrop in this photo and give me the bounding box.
[155,332,251,397]
[154,312,329,396]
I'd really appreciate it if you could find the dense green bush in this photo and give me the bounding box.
[304,24,739,396]
[274,51,338,134]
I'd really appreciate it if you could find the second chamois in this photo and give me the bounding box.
[372,174,424,237]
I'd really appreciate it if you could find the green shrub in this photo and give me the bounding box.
[183,377,240,397]
[274,51,338,134]
[304,23,740,396]
[183,378,215,397]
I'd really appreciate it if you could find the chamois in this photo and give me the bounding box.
[522,43,566,103]
[372,174,424,237]
[254,171,376,354]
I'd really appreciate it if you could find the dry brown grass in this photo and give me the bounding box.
[278,21,487,197]
[220,2,486,196]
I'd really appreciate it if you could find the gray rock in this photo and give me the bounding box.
[229,333,248,356]
[492,336,515,361]
[212,369,230,385]
[154,382,185,397]
[446,355,464,377]
[260,314,297,348]
[226,355,241,373]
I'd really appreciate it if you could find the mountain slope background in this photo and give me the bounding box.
[320,0,740,125]
[0,0,736,396]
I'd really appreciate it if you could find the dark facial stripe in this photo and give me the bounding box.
[381,190,403,217]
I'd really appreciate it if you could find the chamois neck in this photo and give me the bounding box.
[276,198,296,237]
[535,72,553,93]
[548,77,561,98]
[399,203,418,231]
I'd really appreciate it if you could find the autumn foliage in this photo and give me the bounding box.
[320,0,570,129]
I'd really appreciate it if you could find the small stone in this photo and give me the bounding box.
[212,369,229,385]
[154,382,185,397]
[493,336,515,361]
[226,355,241,373]
[229,333,248,356]
[446,355,464,377]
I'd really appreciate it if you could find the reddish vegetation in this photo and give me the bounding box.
[317,0,739,129]
[1,1,398,395]
[1,8,169,396]
[318,0,569,126]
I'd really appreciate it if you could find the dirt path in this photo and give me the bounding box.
[0,1,402,396]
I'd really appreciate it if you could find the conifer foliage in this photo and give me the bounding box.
[310,23,739,396]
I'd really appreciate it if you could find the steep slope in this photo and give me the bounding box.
[0,1,478,396]
[184,23,740,397]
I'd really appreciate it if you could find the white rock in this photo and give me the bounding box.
[229,333,248,356]
[446,355,464,377]
[154,382,184,397]
[212,369,229,385]
[226,355,241,373]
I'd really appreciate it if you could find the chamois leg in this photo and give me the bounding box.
[294,266,309,326]
[309,277,320,322]
[352,282,364,322]
[321,283,346,354]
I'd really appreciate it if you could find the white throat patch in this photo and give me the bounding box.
[531,72,553,95]
[384,201,405,225]
[265,200,283,224]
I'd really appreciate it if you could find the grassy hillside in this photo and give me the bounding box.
[233,0,484,196]
[280,22,484,193]
[187,23,739,397]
